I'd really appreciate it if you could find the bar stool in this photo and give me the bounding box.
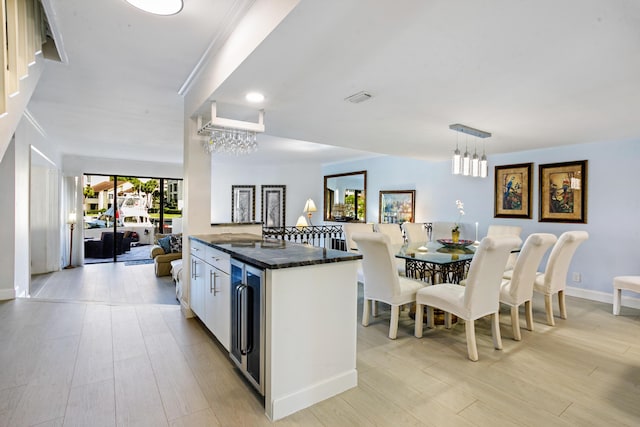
[613,276,640,315]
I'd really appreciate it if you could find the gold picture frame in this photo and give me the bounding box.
[494,163,532,219]
[539,160,588,223]
[379,190,415,224]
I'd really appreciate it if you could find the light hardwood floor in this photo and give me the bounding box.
[1,264,639,426]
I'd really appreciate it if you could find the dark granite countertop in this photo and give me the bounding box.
[190,234,361,270]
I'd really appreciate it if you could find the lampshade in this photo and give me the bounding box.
[304,199,317,213]
[480,153,488,178]
[471,150,479,177]
[462,146,471,176]
[452,145,461,175]
[67,212,77,224]
[296,215,308,227]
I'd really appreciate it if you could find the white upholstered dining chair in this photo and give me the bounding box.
[343,223,374,283]
[352,232,426,339]
[374,223,405,245]
[499,233,557,340]
[343,223,374,252]
[374,223,406,276]
[402,222,428,244]
[531,231,588,326]
[487,225,522,270]
[430,221,458,241]
[414,235,522,361]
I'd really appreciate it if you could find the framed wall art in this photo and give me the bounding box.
[261,185,286,227]
[231,185,255,223]
[494,163,532,219]
[539,160,588,223]
[379,190,415,224]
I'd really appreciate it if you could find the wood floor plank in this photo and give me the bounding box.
[63,379,116,427]
[5,266,640,426]
[147,345,209,421]
[114,355,168,427]
[72,315,114,387]
[111,306,147,362]
[168,408,221,427]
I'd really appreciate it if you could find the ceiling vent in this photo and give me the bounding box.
[344,91,372,103]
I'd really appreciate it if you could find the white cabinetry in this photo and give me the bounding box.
[190,241,207,318]
[204,247,231,351]
[189,240,231,350]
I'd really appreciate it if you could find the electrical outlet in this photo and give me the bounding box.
[572,272,581,282]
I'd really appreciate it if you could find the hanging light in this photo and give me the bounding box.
[462,143,471,176]
[452,133,462,175]
[449,124,491,178]
[480,147,488,178]
[471,146,479,177]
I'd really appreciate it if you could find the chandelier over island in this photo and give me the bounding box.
[198,101,265,155]
[450,123,490,178]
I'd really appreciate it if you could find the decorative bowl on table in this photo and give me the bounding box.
[436,239,475,249]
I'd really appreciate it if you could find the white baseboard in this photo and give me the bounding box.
[565,286,640,310]
[268,369,357,422]
[0,288,16,301]
[180,299,194,318]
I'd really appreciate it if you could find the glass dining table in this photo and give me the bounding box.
[395,240,477,284]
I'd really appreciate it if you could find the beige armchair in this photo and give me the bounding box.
[150,233,182,277]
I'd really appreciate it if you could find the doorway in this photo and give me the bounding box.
[82,174,183,265]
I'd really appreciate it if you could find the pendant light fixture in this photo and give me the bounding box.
[449,124,491,179]
[452,135,462,175]
[462,143,471,176]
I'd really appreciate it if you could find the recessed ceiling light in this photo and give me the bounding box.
[246,92,265,103]
[125,0,183,16]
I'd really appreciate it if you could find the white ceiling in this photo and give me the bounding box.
[29,0,640,166]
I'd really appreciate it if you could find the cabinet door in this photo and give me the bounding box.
[190,255,205,318]
[209,267,231,351]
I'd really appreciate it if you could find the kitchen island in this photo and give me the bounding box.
[189,234,361,421]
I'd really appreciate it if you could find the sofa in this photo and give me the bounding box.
[85,231,131,258]
[150,233,182,277]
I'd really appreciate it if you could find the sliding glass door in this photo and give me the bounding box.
[82,174,182,264]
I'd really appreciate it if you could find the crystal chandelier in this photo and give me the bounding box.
[205,128,258,155]
[449,123,490,178]
[198,101,264,155]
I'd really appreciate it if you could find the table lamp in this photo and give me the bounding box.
[296,215,308,228]
[304,198,317,225]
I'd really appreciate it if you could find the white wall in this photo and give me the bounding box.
[0,138,17,299]
[63,155,182,179]
[211,158,322,225]
[323,140,639,302]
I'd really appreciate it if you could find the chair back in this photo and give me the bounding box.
[402,222,427,244]
[374,223,405,245]
[505,233,557,301]
[464,236,522,318]
[343,223,374,252]
[487,225,522,238]
[352,232,402,300]
[431,221,457,241]
[541,231,589,293]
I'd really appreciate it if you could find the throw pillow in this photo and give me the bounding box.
[169,234,182,253]
[158,235,172,254]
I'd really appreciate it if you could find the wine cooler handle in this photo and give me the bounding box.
[240,285,248,355]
